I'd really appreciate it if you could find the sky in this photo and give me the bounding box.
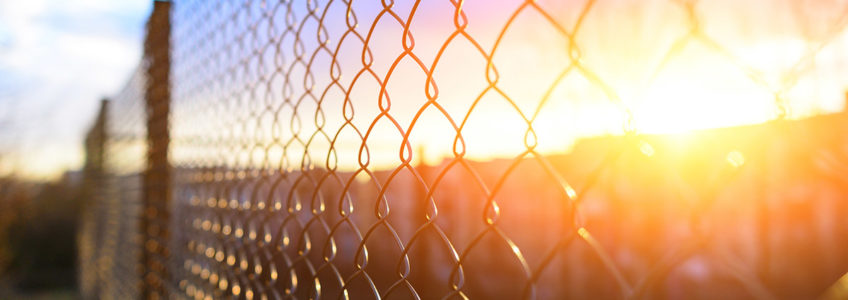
[0,0,151,179]
[2,0,848,179]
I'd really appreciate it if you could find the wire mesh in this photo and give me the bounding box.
[80,0,848,299]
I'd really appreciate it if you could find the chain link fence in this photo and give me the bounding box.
[80,0,848,299]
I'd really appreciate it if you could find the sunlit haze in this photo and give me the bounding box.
[4,0,848,177]
[168,0,848,173]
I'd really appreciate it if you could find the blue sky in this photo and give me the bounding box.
[0,0,151,179]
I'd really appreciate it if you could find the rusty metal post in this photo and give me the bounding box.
[79,98,109,299]
[413,146,435,297]
[141,1,172,299]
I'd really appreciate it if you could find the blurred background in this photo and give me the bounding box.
[2,0,848,299]
[0,1,150,298]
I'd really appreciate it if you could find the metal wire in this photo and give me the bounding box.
[79,0,848,299]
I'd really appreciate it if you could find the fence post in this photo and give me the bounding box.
[141,1,172,299]
[413,147,434,296]
[79,98,109,299]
